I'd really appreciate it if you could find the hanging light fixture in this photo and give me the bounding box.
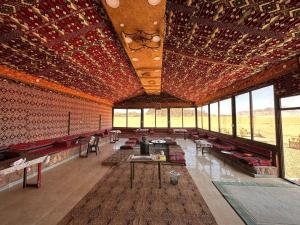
[106,0,120,8]
[152,35,160,42]
[148,0,161,6]
[121,30,161,51]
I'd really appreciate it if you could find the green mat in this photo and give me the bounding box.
[213,181,300,225]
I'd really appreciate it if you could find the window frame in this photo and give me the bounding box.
[198,84,277,146]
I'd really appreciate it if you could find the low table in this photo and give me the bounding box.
[135,128,149,135]
[195,139,213,154]
[173,129,188,139]
[109,130,121,143]
[220,150,234,164]
[0,155,48,188]
[127,155,166,189]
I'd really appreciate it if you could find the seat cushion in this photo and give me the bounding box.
[231,152,271,166]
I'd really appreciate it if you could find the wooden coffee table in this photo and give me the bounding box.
[127,155,166,189]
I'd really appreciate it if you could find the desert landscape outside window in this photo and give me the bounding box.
[127,109,141,128]
[236,93,251,139]
[210,102,219,132]
[252,86,276,145]
[219,98,232,135]
[143,108,155,127]
[170,108,183,128]
[197,107,202,128]
[202,105,209,130]
[281,95,300,185]
[113,109,127,127]
[183,108,196,128]
[155,108,168,128]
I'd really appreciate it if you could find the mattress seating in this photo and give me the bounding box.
[200,133,276,176]
[2,130,108,188]
[168,145,186,165]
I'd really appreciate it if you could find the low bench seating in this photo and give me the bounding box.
[168,145,186,165]
[192,130,276,176]
[7,129,110,157]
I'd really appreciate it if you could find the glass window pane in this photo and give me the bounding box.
[143,108,155,127]
[202,105,209,130]
[235,93,251,139]
[281,95,300,108]
[220,98,232,135]
[113,109,126,127]
[252,86,276,145]
[197,107,202,128]
[156,108,168,128]
[183,108,196,128]
[127,109,141,128]
[236,93,251,139]
[210,102,219,132]
[282,109,300,185]
[170,108,182,128]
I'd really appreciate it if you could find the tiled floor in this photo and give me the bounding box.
[0,138,288,225]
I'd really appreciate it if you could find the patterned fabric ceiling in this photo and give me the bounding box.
[162,0,300,102]
[0,0,143,103]
[0,0,299,104]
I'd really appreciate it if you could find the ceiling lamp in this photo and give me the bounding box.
[124,37,133,44]
[132,58,139,62]
[148,0,161,6]
[152,35,160,42]
[106,0,119,8]
[153,57,160,61]
[121,30,161,51]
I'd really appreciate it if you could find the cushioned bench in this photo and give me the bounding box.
[168,145,186,165]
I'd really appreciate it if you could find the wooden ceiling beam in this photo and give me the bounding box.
[196,57,299,105]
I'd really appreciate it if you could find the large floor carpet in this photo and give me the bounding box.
[58,162,217,225]
[213,181,300,225]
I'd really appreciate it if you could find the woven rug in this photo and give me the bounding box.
[213,181,300,225]
[58,163,217,225]
[101,150,133,166]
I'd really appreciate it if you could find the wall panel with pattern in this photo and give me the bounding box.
[0,78,112,146]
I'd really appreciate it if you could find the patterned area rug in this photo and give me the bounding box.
[213,181,300,225]
[58,163,217,225]
[101,150,133,166]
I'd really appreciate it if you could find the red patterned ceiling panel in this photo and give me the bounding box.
[162,0,300,102]
[0,0,143,103]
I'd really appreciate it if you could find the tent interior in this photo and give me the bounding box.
[0,0,300,225]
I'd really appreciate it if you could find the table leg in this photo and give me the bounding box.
[132,162,135,180]
[110,133,115,143]
[23,167,27,188]
[130,162,133,189]
[158,162,161,188]
[37,163,42,188]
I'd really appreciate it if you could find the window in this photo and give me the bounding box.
[197,107,202,128]
[281,95,300,108]
[219,98,232,135]
[202,105,209,130]
[143,108,155,127]
[183,108,196,128]
[236,93,251,139]
[210,102,219,132]
[113,109,127,127]
[156,108,168,128]
[170,108,183,128]
[281,95,300,185]
[252,86,276,145]
[127,109,141,128]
